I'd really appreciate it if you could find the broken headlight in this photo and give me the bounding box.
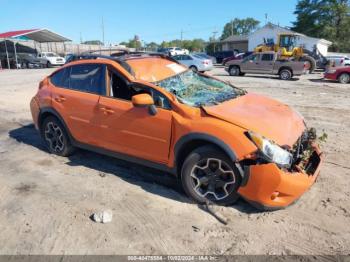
[247,131,293,168]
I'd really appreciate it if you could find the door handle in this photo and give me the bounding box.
[54,96,66,103]
[100,107,114,114]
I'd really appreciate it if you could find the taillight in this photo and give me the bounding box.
[202,60,209,65]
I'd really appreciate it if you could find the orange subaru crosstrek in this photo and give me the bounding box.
[30,53,324,210]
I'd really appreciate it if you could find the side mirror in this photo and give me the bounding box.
[132,94,157,116]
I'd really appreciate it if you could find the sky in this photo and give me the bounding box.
[0,0,299,44]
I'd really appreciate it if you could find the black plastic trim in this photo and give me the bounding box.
[241,165,251,187]
[174,133,238,163]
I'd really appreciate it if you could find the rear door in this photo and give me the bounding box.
[258,53,274,73]
[50,63,106,145]
[181,55,194,68]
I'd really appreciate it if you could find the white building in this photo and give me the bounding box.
[248,23,332,56]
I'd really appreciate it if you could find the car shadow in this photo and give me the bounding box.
[9,124,261,215]
[308,78,335,83]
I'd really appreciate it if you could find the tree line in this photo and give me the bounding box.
[84,0,350,53]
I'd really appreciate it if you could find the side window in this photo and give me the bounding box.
[70,64,105,95]
[50,67,70,88]
[261,54,273,61]
[107,69,171,110]
[109,70,133,100]
[151,89,171,110]
[251,54,259,62]
[183,55,192,60]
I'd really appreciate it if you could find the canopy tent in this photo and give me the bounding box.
[0,28,71,69]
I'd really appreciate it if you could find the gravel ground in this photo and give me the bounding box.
[0,67,349,255]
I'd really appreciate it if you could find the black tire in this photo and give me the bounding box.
[41,116,75,157]
[181,146,241,205]
[46,61,51,68]
[229,65,240,76]
[279,68,292,80]
[338,73,350,84]
[190,66,198,72]
[301,55,316,73]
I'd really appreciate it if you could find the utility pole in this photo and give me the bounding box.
[180,29,183,47]
[212,29,218,52]
[80,32,83,44]
[265,13,268,25]
[231,20,234,36]
[101,17,105,47]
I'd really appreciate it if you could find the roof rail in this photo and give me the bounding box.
[67,52,181,77]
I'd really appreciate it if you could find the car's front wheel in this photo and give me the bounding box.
[229,66,240,76]
[181,146,241,205]
[42,116,75,157]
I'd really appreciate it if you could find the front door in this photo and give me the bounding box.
[241,53,260,73]
[96,71,173,164]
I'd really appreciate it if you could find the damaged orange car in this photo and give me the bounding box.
[30,53,324,210]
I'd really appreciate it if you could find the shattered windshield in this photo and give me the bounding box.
[156,70,245,107]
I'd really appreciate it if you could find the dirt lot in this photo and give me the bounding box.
[0,67,349,255]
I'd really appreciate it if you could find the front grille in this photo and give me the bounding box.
[292,130,309,164]
[291,129,319,175]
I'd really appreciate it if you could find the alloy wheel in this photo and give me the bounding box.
[230,67,239,76]
[44,122,65,153]
[280,70,291,80]
[190,158,236,201]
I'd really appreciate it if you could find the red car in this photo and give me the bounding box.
[324,67,350,84]
[222,52,253,66]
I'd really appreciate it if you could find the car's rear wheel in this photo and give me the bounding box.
[190,66,198,72]
[42,116,74,157]
[279,69,292,80]
[229,66,240,76]
[338,73,350,84]
[181,146,241,205]
[46,61,51,68]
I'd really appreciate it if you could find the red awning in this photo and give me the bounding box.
[0,29,39,38]
[0,28,71,42]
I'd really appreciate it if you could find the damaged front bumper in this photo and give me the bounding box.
[238,142,324,210]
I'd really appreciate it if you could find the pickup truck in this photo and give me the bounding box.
[225,51,306,80]
[37,52,66,67]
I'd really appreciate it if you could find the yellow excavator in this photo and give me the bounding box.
[254,33,317,73]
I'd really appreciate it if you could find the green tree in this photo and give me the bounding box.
[82,40,104,45]
[292,0,350,52]
[220,18,260,40]
[146,42,159,50]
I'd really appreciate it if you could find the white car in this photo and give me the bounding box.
[326,56,350,67]
[37,52,66,67]
[168,47,189,56]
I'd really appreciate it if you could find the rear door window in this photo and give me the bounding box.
[50,68,70,88]
[261,54,274,61]
[69,64,106,95]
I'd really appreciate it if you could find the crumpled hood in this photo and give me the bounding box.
[202,93,305,147]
